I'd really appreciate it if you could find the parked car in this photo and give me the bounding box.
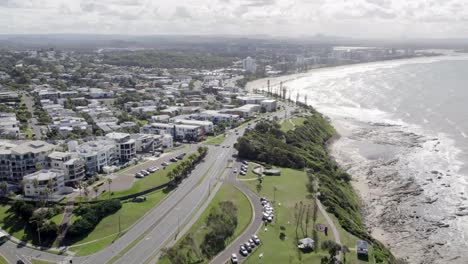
[231,253,238,263]
[162,162,169,166]
[248,239,256,247]
[141,170,150,176]
[132,196,146,202]
[239,245,248,256]
[242,161,249,165]
[135,173,144,178]
[170,158,178,162]
[244,242,252,252]
[233,168,238,173]
[252,235,261,245]
[240,171,246,176]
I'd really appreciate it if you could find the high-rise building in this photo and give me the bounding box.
[242,57,257,73]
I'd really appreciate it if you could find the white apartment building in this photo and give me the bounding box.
[141,123,203,142]
[191,110,240,125]
[172,119,214,134]
[48,152,85,185]
[23,169,65,198]
[48,117,91,136]
[0,113,19,138]
[0,140,55,182]
[106,132,137,162]
[242,57,257,73]
[76,140,117,175]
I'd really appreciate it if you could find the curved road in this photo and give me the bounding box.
[209,164,264,264]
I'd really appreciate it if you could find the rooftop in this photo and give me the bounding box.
[24,169,63,182]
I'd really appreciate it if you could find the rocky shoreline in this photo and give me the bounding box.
[329,119,467,264]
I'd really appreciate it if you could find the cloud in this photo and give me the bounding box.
[0,0,467,38]
[244,0,275,7]
[173,6,192,19]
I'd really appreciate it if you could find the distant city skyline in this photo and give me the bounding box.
[0,0,468,39]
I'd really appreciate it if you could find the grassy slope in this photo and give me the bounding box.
[241,166,364,264]
[203,134,226,145]
[0,255,8,264]
[66,190,167,256]
[237,109,393,262]
[280,117,307,132]
[159,183,253,264]
[0,203,63,247]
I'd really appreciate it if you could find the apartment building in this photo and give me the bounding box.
[0,140,55,182]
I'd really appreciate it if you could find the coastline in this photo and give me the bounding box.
[244,56,446,262]
[245,54,453,93]
[246,55,468,263]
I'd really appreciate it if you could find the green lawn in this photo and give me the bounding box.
[49,213,64,225]
[242,166,367,264]
[159,183,253,264]
[66,189,168,256]
[31,259,55,264]
[98,154,195,199]
[203,134,226,145]
[280,117,307,132]
[0,203,61,247]
[0,255,8,264]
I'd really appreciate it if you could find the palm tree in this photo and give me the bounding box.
[0,181,7,197]
[44,187,52,208]
[33,178,39,203]
[106,178,112,199]
[19,180,25,194]
[82,182,89,201]
[93,185,99,200]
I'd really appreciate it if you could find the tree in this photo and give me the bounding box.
[0,181,7,197]
[106,178,113,199]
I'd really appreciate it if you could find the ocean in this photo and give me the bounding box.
[250,55,468,263]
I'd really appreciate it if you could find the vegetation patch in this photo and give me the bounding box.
[66,189,167,256]
[159,184,252,264]
[236,107,394,263]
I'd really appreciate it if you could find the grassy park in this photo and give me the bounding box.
[242,166,367,264]
[66,189,167,256]
[280,116,307,132]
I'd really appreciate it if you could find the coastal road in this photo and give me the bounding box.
[79,129,243,264]
[0,105,290,264]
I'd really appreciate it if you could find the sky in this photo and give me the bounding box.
[0,0,468,39]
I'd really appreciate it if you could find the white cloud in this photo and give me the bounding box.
[0,0,467,38]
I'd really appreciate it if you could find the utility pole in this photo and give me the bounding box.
[267,80,270,95]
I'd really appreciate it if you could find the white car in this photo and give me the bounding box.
[231,253,238,263]
[240,171,246,176]
[239,246,248,256]
[252,235,261,245]
[141,170,150,176]
[135,173,144,178]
